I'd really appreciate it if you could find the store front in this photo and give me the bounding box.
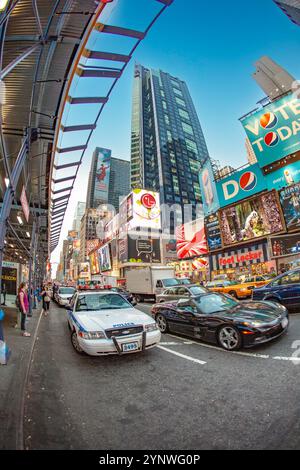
[210,241,276,280]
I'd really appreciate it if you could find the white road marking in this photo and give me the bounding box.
[157,345,207,365]
[166,333,300,363]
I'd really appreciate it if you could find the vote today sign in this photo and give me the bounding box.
[241,93,300,168]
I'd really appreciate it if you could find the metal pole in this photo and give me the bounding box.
[27,220,36,316]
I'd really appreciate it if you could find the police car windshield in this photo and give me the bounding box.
[75,293,131,312]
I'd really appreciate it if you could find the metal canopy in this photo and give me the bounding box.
[49,0,174,253]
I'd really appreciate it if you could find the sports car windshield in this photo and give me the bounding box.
[194,294,239,315]
[75,293,131,312]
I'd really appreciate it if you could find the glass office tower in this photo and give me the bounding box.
[131,64,211,221]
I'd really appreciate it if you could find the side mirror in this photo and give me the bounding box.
[131,299,137,307]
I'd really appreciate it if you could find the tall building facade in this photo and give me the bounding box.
[79,208,99,262]
[273,0,300,25]
[72,201,86,232]
[108,157,130,212]
[131,64,210,217]
[252,56,295,101]
[86,147,112,209]
[245,137,257,165]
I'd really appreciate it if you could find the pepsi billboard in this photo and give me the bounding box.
[216,164,267,208]
[199,159,219,215]
[241,93,300,168]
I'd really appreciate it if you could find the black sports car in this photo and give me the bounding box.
[151,293,289,351]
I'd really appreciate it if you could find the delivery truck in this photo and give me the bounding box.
[125,266,179,302]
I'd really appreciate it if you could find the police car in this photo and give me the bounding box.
[66,290,161,356]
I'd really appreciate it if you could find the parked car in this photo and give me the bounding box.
[207,277,269,299]
[151,293,289,351]
[156,284,208,303]
[66,290,160,356]
[108,287,137,305]
[252,268,300,311]
[55,286,76,306]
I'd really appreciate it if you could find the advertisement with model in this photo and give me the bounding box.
[216,164,266,207]
[199,159,219,215]
[78,262,91,280]
[270,233,300,258]
[265,156,300,191]
[89,251,100,275]
[93,147,111,203]
[219,191,285,247]
[241,93,300,168]
[205,212,222,251]
[98,244,112,272]
[279,182,300,232]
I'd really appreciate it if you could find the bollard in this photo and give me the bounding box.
[0,309,11,365]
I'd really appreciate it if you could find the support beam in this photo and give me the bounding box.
[54,161,81,171]
[0,42,41,80]
[52,175,75,184]
[52,186,73,195]
[61,124,96,132]
[83,49,130,62]
[56,144,87,153]
[76,67,121,78]
[95,23,145,39]
[67,96,108,105]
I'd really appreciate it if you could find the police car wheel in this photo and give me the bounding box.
[71,331,85,355]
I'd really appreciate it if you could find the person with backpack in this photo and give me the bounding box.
[18,282,30,337]
[41,285,51,316]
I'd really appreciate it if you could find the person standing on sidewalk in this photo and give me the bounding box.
[41,285,51,316]
[18,282,30,337]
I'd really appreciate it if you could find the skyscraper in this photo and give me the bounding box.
[273,0,300,26]
[245,137,258,165]
[108,157,130,212]
[72,201,86,233]
[252,56,295,101]
[131,64,210,218]
[86,147,112,209]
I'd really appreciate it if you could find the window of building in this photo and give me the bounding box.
[182,122,194,136]
[185,139,198,154]
[175,97,185,107]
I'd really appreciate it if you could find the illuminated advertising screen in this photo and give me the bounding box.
[129,189,161,230]
[216,164,266,207]
[79,262,90,279]
[86,239,100,256]
[1,266,18,295]
[119,194,133,227]
[266,159,300,191]
[199,159,219,215]
[270,233,300,258]
[118,236,161,264]
[98,244,111,272]
[72,239,80,253]
[241,93,300,168]
[279,182,300,232]
[176,218,208,260]
[89,252,100,275]
[93,148,111,203]
[204,213,222,251]
[220,191,285,247]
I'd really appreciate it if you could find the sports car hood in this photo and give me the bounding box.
[77,308,154,331]
[222,301,284,323]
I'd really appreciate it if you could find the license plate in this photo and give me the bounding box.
[281,318,288,329]
[122,342,139,352]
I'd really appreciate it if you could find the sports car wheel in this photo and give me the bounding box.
[71,331,85,355]
[156,314,169,333]
[218,325,242,351]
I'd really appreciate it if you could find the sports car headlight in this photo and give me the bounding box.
[243,321,262,328]
[78,331,106,340]
[145,323,158,332]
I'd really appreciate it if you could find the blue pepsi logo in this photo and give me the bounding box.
[239,171,257,192]
[264,132,279,147]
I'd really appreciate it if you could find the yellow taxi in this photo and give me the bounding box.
[206,276,270,300]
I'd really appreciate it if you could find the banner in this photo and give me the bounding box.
[220,191,285,247]
[216,164,266,207]
[93,148,111,203]
[78,263,90,279]
[241,93,300,168]
[118,236,161,264]
[176,218,208,260]
[199,159,219,215]
[270,233,300,258]
[98,244,112,272]
[89,252,100,275]
[204,213,222,251]
[279,182,300,232]
[266,157,300,191]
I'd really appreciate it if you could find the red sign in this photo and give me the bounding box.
[176,220,208,260]
[219,250,263,266]
[141,193,156,209]
[20,186,29,222]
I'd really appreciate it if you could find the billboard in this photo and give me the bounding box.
[162,238,178,262]
[279,183,300,232]
[98,244,111,272]
[220,191,285,247]
[199,159,219,215]
[78,262,90,279]
[1,264,18,295]
[93,148,111,203]
[216,164,266,207]
[176,218,208,260]
[72,239,80,253]
[204,212,222,251]
[241,93,300,168]
[266,159,300,191]
[129,189,161,230]
[118,236,161,264]
[270,233,300,259]
[119,194,133,227]
[86,239,100,256]
[89,251,100,275]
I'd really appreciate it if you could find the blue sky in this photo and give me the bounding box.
[51,0,300,266]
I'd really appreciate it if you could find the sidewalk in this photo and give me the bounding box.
[0,304,42,450]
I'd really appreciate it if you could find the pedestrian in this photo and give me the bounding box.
[41,284,51,316]
[18,282,30,337]
[1,283,6,306]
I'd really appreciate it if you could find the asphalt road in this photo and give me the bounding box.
[23,301,300,450]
